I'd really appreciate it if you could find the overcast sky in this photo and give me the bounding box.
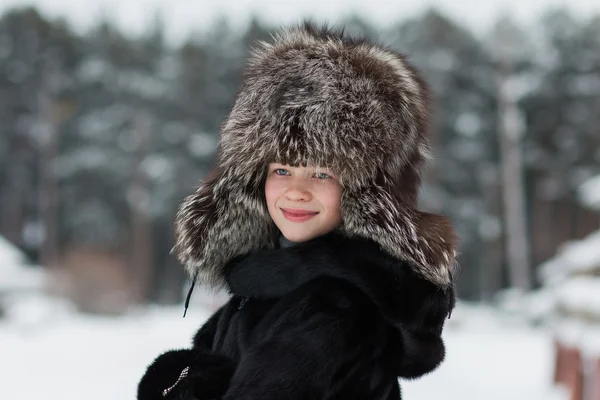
[1,0,598,44]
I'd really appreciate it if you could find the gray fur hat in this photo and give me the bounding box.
[174,22,458,288]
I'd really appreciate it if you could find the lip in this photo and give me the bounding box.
[280,208,318,222]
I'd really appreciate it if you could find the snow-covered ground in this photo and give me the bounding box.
[402,304,565,400]
[0,236,45,293]
[0,299,566,400]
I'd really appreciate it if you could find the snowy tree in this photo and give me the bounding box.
[387,10,502,299]
[1,5,598,308]
[486,15,536,292]
[0,7,81,259]
[520,9,600,266]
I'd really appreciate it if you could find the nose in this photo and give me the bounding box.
[285,180,312,202]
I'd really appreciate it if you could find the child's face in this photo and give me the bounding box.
[265,163,342,243]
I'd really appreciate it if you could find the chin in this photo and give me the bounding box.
[280,230,314,243]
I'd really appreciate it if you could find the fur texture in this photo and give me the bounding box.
[139,233,454,400]
[137,349,235,400]
[174,22,459,288]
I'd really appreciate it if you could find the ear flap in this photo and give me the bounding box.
[173,166,277,288]
[340,184,458,287]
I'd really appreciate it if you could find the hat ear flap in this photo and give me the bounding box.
[174,166,276,287]
[340,184,458,287]
[412,210,459,285]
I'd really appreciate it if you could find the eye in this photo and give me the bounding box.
[314,172,332,180]
[274,168,290,176]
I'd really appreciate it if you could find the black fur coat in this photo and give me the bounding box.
[138,232,455,400]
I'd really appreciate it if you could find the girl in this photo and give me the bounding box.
[138,22,458,400]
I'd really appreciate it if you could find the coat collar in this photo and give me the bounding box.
[225,232,455,326]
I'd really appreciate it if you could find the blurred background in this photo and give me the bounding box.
[0,1,599,399]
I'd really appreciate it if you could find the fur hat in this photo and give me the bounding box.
[174,22,458,289]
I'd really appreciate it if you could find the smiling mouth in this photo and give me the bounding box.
[280,208,318,222]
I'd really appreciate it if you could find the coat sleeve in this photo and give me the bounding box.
[386,275,454,378]
[137,302,237,400]
[222,277,377,400]
[225,235,456,379]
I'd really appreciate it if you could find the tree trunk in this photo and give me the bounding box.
[1,178,25,246]
[478,164,504,300]
[37,60,60,268]
[497,66,532,292]
[130,112,153,303]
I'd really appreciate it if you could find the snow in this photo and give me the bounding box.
[579,174,600,210]
[495,287,557,323]
[188,132,218,158]
[0,235,27,266]
[116,70,170,99]
[554,319,600,358]
[539,230,600,285]
[0,303,212,399]
[554,277,600,320]
[536,277,600,357]
[0,300,566,400]
[403,304,565,400]
[77,58,113,83]
[0,236,45,293]
[454,112,482,138]
[530,197,600,358]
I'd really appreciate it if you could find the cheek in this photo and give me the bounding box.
[320,185,342,211]
[264,178,282,206]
